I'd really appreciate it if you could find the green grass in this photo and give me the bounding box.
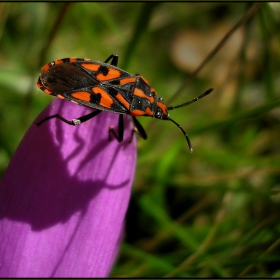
[1,2,280,277]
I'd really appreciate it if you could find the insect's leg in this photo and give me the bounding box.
[36,110,102,126]
[129,116,148,142]
[109,114,124,142]
[104,54,118,67]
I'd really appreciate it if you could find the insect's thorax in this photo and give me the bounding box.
[129,75,168,119]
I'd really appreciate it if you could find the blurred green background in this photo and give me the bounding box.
[1,2,280,277]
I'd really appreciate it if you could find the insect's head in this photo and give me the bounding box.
[154,97,169,120]
[158,88,214,152]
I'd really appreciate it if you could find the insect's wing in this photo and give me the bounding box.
[39,60,137,114]
[63,61,138,114]
[74,61,132,83]
[61,85,130,115]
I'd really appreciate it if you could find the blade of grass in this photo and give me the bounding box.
[121,2,160,70]
[190,98,280,136]
[167,2,263,105]
[237,238,280,277]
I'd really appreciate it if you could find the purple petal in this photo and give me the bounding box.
[0,99,137,277]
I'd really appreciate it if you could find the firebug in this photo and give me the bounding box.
[37,54,213,152]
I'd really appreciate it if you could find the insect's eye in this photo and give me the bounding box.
[155,110,162,119]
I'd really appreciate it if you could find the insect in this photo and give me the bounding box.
[37,54,213,152]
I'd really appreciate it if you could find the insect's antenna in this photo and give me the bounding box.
[167,88,214,110]
[168,117,193,152]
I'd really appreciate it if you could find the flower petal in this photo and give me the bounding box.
[0,99,137,277]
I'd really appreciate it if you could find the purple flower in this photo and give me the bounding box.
[0,99,137,277]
